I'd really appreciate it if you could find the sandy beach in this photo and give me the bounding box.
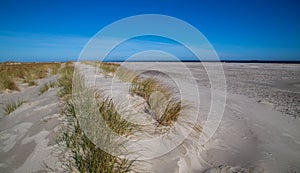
[0,62,299,173]
[76,62,300,173]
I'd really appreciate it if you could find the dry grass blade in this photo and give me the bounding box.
[129,77,171,101]
[98,97,136,136]
[129,76,184,127]
[156,100,182,126]
[3,99,25,115]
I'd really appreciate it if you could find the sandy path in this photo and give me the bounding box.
[0,76,64,173]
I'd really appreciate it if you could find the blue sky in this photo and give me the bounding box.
[0,0,300,62]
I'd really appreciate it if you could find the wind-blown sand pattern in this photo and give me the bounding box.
[0,62,299,173]
[0,74,64,173]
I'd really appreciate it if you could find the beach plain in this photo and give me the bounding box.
[0,62,299,173]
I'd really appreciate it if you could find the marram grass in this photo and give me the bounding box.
[3,99,25,115]
[39,80,57,95]
[57,65,135,173]
[84,61,185,127]
[0,62,61,92]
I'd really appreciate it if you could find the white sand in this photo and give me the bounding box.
[1,62,299,173]
[76,62,300,173]
[0,75,64,173]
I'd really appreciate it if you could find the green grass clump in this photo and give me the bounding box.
[3,99,25,115]
[58,69,136,173]
[60,101,134,172]
[129,77,170,101]
[156,100,182,126]
[39,80,57,95]
[129,76,184,127]
[98,97,136,135]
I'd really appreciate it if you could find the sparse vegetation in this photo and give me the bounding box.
[50,63,61,75]
[39,80,57,95]
[58,63,135,173]
[60,100,134,172]
[129,76,183,127]
[3,99,25,115]
[98,96,136,135]
[84,61,121,76]
[0,75,19,91]
[83,61,137,82]
[156,99,182,126]
[129,77,171,101]
[0,62,61,92]
[57,62,74,98]
[84,61,185,127]
[115,67,138,82]
[28,80,37,86]
[99,62,120,74]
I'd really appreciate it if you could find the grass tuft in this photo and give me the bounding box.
[129,77,170,101]
[39,80,57,95]
[129,76,183,127]
[98,96,136,135]
[84,61,184,128]
[156,99,182,126]
[58,68,136,172]
[3,99,25,115]
[57,63,74,98]
[0,76,19,91]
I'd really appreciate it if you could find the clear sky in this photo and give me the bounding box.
[0,0,300,62]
